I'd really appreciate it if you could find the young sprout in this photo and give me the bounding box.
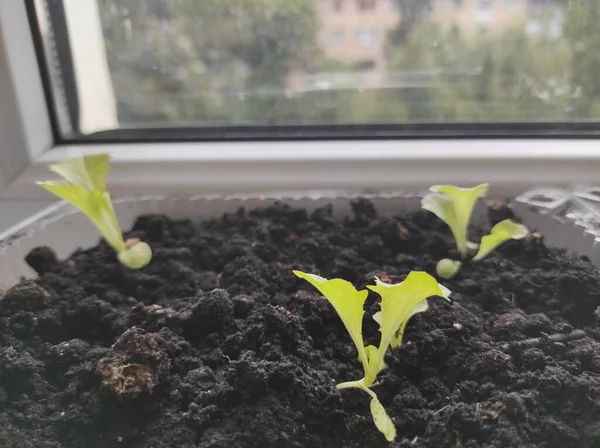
[435,258,463,282]
[294,270,451,442]
[37,153,152,269]
[421,183,489,258]
[473,219,529,261]
[421,184,528,279]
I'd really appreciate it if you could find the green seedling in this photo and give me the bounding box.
[472,219,529,261]
[422,184,528,279]
[37,153,152,269]
[294,270,451,442]
[421,184,489,258]
[435,258,463,280]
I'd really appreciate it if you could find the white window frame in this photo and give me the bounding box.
[2,0,600,203]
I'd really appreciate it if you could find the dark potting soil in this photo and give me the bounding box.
[1,200,600,448]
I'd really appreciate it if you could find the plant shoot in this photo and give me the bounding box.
[435,258,462,280]
[422,184,528,279]
[37,153,152,269]
[294,270,451,441]
[421,183,489,258]
[473,219,529,261]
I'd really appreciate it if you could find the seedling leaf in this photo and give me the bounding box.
[436,258,462,279]
[47,153,110,191]
[336,378,397,442]
[118,241,153,269]
[37,154,151,269]
[373,299,430,348]
[38,182,91,208]
[293,271,369,372]
[473,219,528,261]
[368,272,451,360]
[370,396,396,442]
[421,184,488,257]
[391,298,429,348]
[297,272,451,442]
[359,344,388,375]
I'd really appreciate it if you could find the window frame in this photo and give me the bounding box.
[0,0,54,193]
[26,0,600,143]
[2,0,600,203]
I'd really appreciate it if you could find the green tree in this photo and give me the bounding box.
[98,0,211,123]
[563,0,600,116]
[387,0,433,45]
[384,16,574,122]
[98,0,319,124]
[174,0,319,89]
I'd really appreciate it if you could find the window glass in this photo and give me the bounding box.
[31,0,600,138]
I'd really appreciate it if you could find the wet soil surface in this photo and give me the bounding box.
[1,200,600,448]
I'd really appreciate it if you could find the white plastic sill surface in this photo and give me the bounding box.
[2,139,600,200]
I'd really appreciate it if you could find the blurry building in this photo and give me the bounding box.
[288,0,563,92]
[317,0,563,72]
[316,0,401,72]
[430,0,563,37]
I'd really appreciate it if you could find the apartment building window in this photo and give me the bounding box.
[479,0,493,10]
[330,29,345,42]
[357,0,377,12]
[357,28,377,45]
[478,0,493,22]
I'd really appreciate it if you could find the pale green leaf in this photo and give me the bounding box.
[421,183,488,257]
[368,272,451,361]
[421,194,457,239]
[473,219,529,261]
[77,190,125,253]
[38,183,126,254]
[372,311,382,326]
[466,241,480,251]
[439,283,452,298]
[37,182,100,232]
[436,258,462,279]
[96,191,126,252]
[359,344,387,375]
[118,241,152,269]
[373,300,431,348]
[293,271,369,372]
[370,395,396,442]
[38,154,152,269]
[47,153,111,192]
[48,157,92,191]
[390,299,429,348]
[83,153,111,190]
[37,182,91,210]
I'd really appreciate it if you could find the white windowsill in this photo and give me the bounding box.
[2,139,600,200]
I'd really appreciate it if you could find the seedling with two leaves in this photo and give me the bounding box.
[421,184,528,279]
[294,270,451,442]
[37,153,152,269]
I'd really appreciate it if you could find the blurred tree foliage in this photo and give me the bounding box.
[387,0,432,45]
[563,0,600,116]
[383,19,575,122]
[97,0,596,126]
[98,0,319,124]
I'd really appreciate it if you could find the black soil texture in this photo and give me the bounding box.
[1,200,600,448]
